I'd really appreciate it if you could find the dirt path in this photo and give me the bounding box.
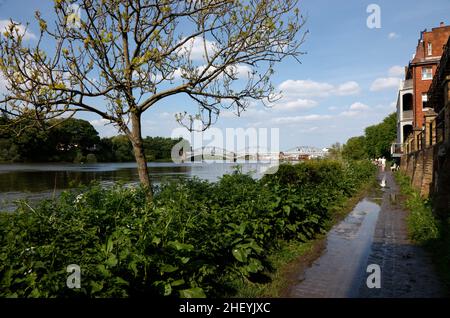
[289,171,444,298]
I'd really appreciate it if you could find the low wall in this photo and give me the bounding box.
[401,141,450,217]
[432,142,450,218]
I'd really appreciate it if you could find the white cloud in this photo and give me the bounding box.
[388,65,404,77]
[340,110,361,117]
[349,102,370,111]
[172,63,251,81]
[89,118,110,127]
[272,114,332,124]
[278,79,360,98]
[178,36,217,61]
[388,32,399,40]
[0,19,36,40]
[370,77,401,91]
[339,102,371,117]
[336,81,360,96]
[159,112,174,119]
[273,98,318,111]
[228,64,252,79]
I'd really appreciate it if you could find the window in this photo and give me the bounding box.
[422,67,433,80]
[422,93,429,109]
[427,42,432,56]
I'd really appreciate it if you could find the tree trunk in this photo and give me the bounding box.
[130,112,153,200]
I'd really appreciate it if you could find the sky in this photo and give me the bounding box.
[1,0,450,151]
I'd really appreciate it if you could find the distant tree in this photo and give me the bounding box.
[364,113,396,159]
[85,153,98,163]
[111,135,134,162]
[143,136,183,161]
[328,142,342,160]
[0,0,306,199]
[51,118,100,153]
[342,136,368,161]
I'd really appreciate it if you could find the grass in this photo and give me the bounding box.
[231,176,378,298]
[394,171,450,295]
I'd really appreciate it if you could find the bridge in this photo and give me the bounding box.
[177,146,328,162]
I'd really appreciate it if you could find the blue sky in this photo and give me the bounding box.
[1,0,450,150]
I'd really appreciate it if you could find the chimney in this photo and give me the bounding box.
[440,22,445,27]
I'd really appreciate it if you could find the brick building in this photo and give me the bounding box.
[393,22,450,157]
[408,22,450,129]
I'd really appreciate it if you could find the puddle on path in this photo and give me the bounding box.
[290,198,381,298]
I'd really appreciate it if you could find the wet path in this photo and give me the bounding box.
[357,172,443,297]
[290,171,444,298]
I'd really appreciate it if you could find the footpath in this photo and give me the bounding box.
[289,171,443,298]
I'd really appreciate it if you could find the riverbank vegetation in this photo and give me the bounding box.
[0,159,376,298]
[395,172,450,293]
[0,116,182,163]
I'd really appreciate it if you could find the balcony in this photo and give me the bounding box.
[390,143,404,158]
[402,110,413,121]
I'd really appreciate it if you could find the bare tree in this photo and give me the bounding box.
[0,0,306,198]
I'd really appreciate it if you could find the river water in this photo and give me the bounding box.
[0,161,275,211]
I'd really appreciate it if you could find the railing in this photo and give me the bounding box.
[390,143,404,157]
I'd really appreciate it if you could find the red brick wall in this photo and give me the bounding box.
[412,64,436,128]
[411,25,450,129]
[423,26,450,57]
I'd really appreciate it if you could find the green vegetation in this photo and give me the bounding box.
[341,112,397,161]
[0,160,376,298]
[395,173,439,243]
[0,116,183,163]
[395,172,450,293]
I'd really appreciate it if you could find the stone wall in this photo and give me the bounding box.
[431,142,450,218]
[401,141,450,217]
[400,147,433,197]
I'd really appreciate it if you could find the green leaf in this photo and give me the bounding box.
[179,287,206,298]
[164,283,172,296]
[160,264,178,273]
[91,281,103,294]
[232,248,247,263]
[168,241,193,251]
[106,237,114,254]
[152,237,161,245]
[105,254,118,267]
[171,279,185,287]
[97,264,111,277]
[114,277,129,286]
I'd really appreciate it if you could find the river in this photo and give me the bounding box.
[0,161,276,211]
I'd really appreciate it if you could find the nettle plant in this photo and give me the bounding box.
[0,0,306,197]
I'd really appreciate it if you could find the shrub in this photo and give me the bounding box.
[85,154,98,163]
[395,172,439,243]
[0,160,376,298]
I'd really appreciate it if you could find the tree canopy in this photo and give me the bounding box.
[0,115,183,163]
[341,112,397,161]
